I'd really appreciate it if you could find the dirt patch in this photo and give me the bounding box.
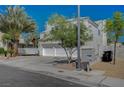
[0,56,19,61]
[55,63,76,70]
[92,58,124,79]
[0,56,6,60]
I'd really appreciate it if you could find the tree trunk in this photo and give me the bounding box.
[13,40,19,56]
[63,47,74,64]
[113,40,117,64]
[68,54,72,64]
[63,48,70,63]
[68,49,73,64]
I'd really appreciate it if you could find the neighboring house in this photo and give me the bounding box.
[39,17,107,59]
[18,34,39,55]
[0,32,34,48]
[0,32,39,55]
[18,34,34,48]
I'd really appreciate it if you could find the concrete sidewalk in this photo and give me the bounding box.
[0,57,124,87]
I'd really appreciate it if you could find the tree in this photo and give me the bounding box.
[2,33,12,49]
[44,14,92,63]
[106,11,124,64]
[2,33,13,57]
[0,6,37,56]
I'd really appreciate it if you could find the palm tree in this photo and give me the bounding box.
[2,33,13,57]
[2,33,12,49]
[0,6,37,56]
[106,11,124,64]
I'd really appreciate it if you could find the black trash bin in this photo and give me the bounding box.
[102,51,113,62]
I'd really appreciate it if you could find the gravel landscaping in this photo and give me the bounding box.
[92,47,124,79]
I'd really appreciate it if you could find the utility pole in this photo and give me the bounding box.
[77,5,81,70]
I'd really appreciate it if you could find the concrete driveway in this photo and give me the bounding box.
[0,56,67,67]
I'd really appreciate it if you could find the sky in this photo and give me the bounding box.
[0,5,124,42]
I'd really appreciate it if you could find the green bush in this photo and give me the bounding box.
[4,50,8,54]
[0,48,4,54]
[121,42,124,45]
[4,50,8,57]
[7,49,14,57]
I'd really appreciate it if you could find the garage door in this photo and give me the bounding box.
[55,48,66,57]
[43,48,55,56]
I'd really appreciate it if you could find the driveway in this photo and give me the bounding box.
[0,56,67,67]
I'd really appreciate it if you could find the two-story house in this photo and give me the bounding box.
[38,17,107,59]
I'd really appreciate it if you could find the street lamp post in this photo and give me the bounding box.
[77,5,81,70]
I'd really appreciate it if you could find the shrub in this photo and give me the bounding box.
[4,50,8,57]
[8,49,14,57]
[0,48,4,54]
[121,42,124,45]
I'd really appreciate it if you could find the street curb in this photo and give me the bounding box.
[34,70,108,87]
[0,63,108,87]
[22,70,110,87]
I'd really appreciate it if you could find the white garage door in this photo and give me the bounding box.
[42,47,77,57]
[55,48,66,57]
[43,48,55,56]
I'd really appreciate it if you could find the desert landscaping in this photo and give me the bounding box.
[92,47,124,79]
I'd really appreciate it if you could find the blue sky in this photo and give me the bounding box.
[0,5,124,42]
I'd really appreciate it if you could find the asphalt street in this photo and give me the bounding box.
[0,64,85,87]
